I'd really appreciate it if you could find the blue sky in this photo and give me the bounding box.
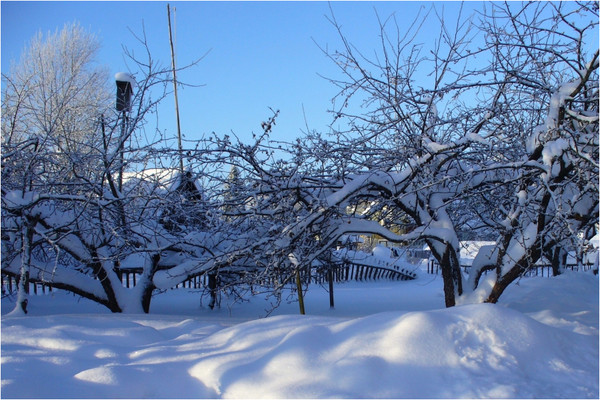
[2,1,480,145]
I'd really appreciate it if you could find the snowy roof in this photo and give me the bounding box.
[122,168,203,195]
[459,241,497,266]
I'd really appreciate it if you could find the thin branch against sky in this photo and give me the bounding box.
[0,1,510,146]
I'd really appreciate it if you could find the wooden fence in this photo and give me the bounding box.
[2,261,416,298]
[313,262,416,283]
[1,273,53,297]
[115,268,208,289]
[426,259,596,277]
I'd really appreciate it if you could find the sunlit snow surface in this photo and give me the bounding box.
[2,272,598,398]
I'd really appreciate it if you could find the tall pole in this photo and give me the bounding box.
[118,109,126,192]
[115,72,135,232]
[167,4,185,174]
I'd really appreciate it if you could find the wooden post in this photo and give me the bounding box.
[208,273,218,309]
[328,268,335,309]
[295,269,306,315]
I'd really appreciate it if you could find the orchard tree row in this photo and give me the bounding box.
[2,2,598,314]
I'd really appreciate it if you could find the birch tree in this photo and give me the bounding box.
[2,22,112,192]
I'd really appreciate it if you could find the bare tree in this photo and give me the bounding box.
[172,1,597,311]
[1,23,207,314]
[463,1,599,302]
[1,23,112,313]
[309,1,598,307]
[2,22,112,191]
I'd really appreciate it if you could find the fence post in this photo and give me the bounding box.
[328,268,335,309]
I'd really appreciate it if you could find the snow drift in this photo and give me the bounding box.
[188,304,597,398]
[1,272,598,398]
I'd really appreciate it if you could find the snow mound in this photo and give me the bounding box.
[188,304,597,398]
[2,303,597,398]
[501,270,599,335]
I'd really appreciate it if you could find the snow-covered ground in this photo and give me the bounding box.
[1,271,598,398]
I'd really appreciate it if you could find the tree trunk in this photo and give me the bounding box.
[485,258,531,304]
[433,242,462,308]
[93,261,122,313]
[141,282,155,314]
[440,265,456,307]
[551,247,566,277]
[139,254,159,313]
[13,218,36,315]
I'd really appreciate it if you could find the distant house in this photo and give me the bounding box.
[170,170,203,203]
[337,234,364,250]
[123,168,205,231]
[162,170,205,231]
